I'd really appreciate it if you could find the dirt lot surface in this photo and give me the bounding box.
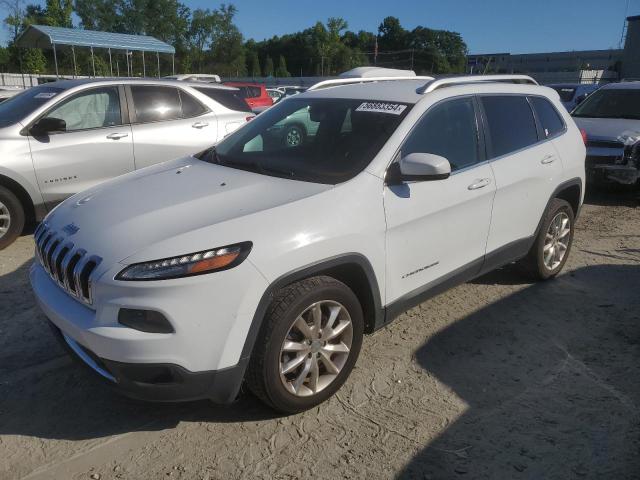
[1,191,639,480]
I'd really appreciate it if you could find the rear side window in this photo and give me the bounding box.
[402,97,480,171]
[194,87,251,113]
[530,96,565,138]
[179,90,207,117]
[235,86,261,98]
[481,96,538,158]
[131,86,182,123]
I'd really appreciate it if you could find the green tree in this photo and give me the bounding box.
[210,3,245,76]
[263,55,273,76]
[378,16,407,51]
[189,8,216,72]
[44,0,73,27]
[275,54,289,77]
[23,47,46,72]
[247,49,261,76]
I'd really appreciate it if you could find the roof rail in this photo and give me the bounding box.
[418,74,538,94]
[308,75,435,91]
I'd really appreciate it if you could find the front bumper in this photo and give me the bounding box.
[49,322,246,403]
[30,257,268,403]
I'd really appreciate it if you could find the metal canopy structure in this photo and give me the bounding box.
[16,25,176,78]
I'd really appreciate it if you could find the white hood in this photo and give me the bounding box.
[44,157,332,266]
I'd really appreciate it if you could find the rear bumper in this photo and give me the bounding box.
[49,321,246,403]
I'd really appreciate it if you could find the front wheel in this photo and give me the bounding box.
[246,276,363,413]
[520,198,575,280]
[0,186,25,250]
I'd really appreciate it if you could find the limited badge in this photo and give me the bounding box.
[356,102,407,115]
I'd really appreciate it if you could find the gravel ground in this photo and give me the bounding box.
[0,190,639,480]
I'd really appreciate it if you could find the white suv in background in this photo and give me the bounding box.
[30,71,585,413]
[0,79,252,249]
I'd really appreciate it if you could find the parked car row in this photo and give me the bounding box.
[26,68,587,413]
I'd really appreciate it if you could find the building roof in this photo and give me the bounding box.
[16,25,175,54]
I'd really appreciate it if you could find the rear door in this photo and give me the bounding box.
[127,85,217,169]
[384,96,496,304]
[28,85,134,209]
[480,95,563,256]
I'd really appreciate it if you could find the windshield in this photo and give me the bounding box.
[0,85,65,128]
[572,88,640,120]
[551,86,576,102]
[201,97,411,184]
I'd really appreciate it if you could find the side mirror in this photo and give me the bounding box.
[30,117,66,135]
[390,153,451,184]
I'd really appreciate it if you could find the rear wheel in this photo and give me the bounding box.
[519,198,574,280]
[0,186,25,250]
[246,276,363,413]
[283,124,305,148]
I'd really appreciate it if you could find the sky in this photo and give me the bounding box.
[1,0,639,54]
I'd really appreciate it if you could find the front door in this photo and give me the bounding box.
[28,85,134,209]
[384,96,496,304]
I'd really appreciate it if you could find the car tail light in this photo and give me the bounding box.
[580,129,588,145]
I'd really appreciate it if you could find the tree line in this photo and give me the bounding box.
[0,0,468,77]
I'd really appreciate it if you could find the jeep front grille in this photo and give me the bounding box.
[34,223,102,306]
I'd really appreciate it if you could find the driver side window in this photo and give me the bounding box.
[402,97,480,171]
[44,87,122,132]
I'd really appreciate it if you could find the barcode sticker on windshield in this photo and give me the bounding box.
[356,102,407,115]
[34,92,57,99]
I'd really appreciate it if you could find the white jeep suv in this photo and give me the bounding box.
[30,72,585,413]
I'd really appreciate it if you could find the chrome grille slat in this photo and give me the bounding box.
[51,241,67,281]
[34,225,101,306]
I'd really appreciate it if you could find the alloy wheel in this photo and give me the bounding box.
[285,127,302,147]
[543,211,571,270]
[0,201,10,239]
[279,300,353,397]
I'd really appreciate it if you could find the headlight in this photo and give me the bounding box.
[116,242,252,281]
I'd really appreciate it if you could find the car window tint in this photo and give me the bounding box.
[44,87,121,131]
[402,97,479,171]
[131,86,182,123]
[481,96,538,158]
[530,96,564,138]
[194,87,252,112]
[179,90,207,117]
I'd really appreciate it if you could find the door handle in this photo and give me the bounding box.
[467,178,492,190]
[106,132,128,140]
[192,122,209,129]
[541,154,556,164]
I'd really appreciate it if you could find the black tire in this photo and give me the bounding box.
[519,198,575,280]
[246,276,364,413]
[282,123,306,148]
[0,185,25,250]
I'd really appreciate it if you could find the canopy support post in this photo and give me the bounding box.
[172,54,175,75]
[108,48,113,77]
[156,51,160,78]
[142,50,146,77]
[126,50,130,76]
[90,46,96,77]
[52,42,59,78]
[71,45,77,78]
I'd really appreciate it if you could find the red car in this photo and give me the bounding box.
[224,82,273,111]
